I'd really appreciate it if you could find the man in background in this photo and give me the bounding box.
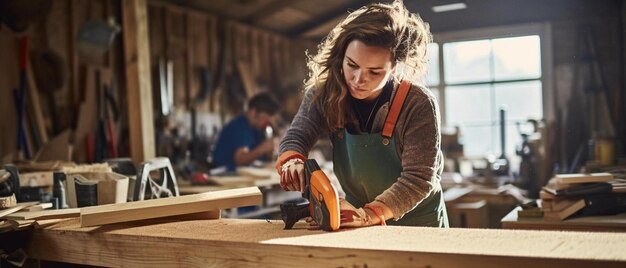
[212,93,279,171]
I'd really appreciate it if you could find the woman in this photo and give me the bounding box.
[276,0,448,228]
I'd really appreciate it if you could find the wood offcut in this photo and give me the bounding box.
[80,186,262,227]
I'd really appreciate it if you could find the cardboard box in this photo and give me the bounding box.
[65,172,129,208]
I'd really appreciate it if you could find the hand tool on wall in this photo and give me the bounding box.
[15,36,31,160]
[93,69,107,163]
[13,88,31,160]
[104,75,119,158]
[157,57,173,116]
[75,18,120,58]
[31,49,67,136]
[280,159,340,231]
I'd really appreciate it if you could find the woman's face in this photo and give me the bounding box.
[342,40,394,101]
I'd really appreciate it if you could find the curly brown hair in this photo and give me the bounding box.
[305,0,432,131]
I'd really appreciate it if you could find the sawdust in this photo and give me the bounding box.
[262,225,626,261]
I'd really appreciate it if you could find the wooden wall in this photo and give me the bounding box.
[147,1,312,119]
[0,0,313,164]
[0,0,125,163]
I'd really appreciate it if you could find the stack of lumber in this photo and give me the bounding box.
[0,187,262,232]
[0,201,68,233]
[540,173,626,221]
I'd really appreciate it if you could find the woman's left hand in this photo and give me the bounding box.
[339,199,375,228]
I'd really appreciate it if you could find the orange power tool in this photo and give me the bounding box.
[280,159,340,231]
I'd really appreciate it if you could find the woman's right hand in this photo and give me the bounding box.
[280,161,305,192]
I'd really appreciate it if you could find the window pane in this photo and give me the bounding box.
[494,81,543,121]
[445,84,492,125]
[444,40,491,84]
[425,43,439,86]
[459,125,494,157]
[493,35,541,80]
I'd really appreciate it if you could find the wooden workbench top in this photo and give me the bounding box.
[26,218,626,267]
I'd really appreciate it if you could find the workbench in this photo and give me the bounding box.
[23,217,626,267]
[501,206,626,232]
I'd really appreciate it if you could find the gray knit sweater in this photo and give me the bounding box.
[279,83,444,220]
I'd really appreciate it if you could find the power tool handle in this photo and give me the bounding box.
[280,202,310,229]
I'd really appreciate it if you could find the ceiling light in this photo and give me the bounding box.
[432,2,467,13]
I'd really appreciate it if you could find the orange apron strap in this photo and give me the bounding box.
[382,80,411,138]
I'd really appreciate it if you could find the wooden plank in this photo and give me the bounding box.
[35,129,72,161]
[123,0,155,164]
[0,31,20,160]
[4,208,80,220]
[72,65,98,163]
[544,199,585,221]
[0,204,30,218]
[80,187,262,227]
[260,32,271,84]
[551,198,581,212]
[250,30,261,83]
[20,203,53,212]
[236,61,256,97]
[502,207,626,232]
[44,0,70,113]
[186,13,209,108]
[15,201,40,208]
[244,0,298,24]
[26,63,49,145]
[165,9,188,109]
[148,6,166,58]
[554,173,613,184]
[26,219,626,268]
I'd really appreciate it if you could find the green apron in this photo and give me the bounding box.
[331,82,449,227]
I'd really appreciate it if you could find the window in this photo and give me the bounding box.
[425,24,550,171]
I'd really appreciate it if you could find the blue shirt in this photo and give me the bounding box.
[212,114,266,171]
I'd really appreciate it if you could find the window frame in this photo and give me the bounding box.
[430,23,554,130]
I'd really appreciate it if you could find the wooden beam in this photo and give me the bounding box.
[20,203,53,212]
[79,187,262,227]
[286,0,370,37]
[244,0,300,24]
[122,0,155,164]
[26,219,626,267]
[3,208,80,221]
[0,204,30,218]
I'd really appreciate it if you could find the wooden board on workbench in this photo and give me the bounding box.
[4,208,80,220]
[0,204,30,218]
[25,219,626,268]
[20,203,53,212]
[80,186,262,227]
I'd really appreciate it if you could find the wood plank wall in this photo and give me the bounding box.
[147,1,312,117]
[0,0,124,163]
[0,0,314,163]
